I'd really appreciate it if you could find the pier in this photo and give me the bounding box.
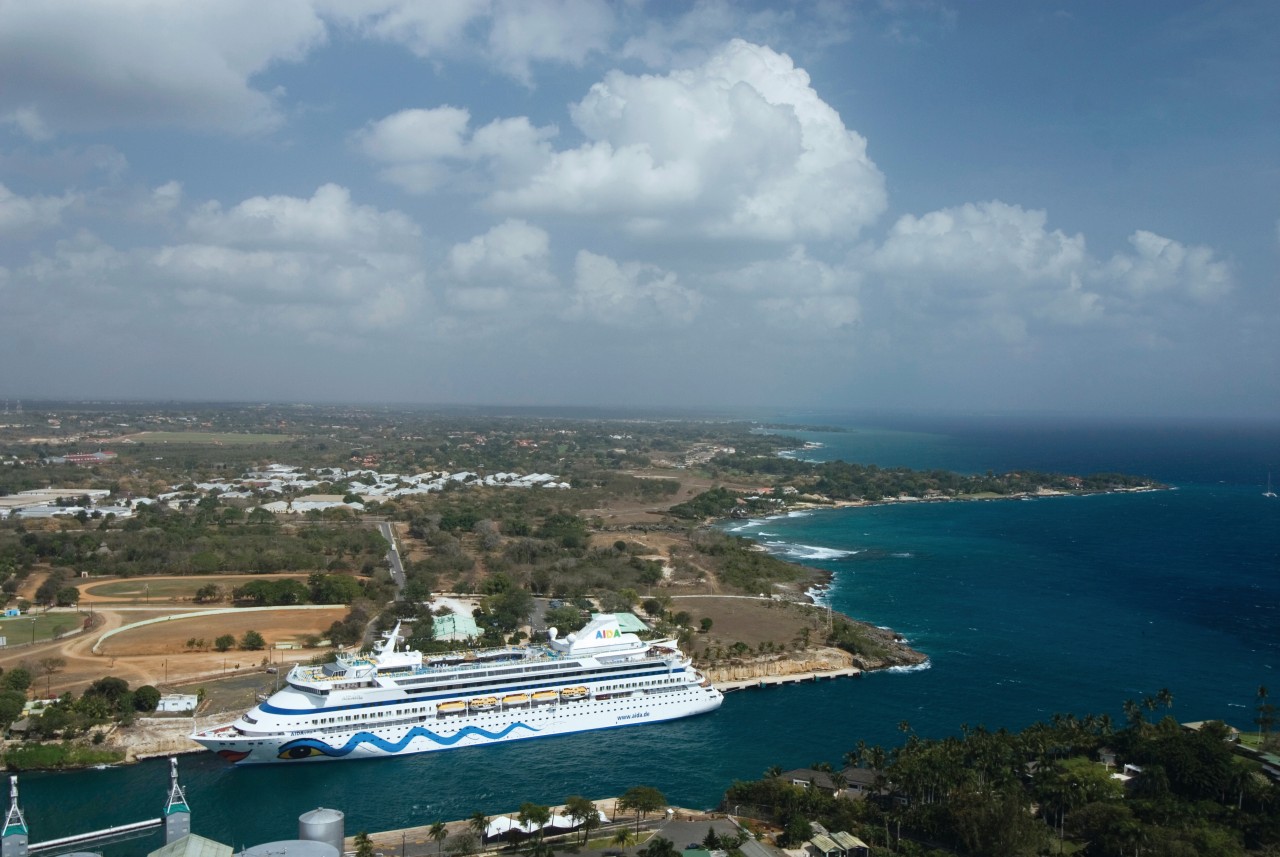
[715,666,861,693]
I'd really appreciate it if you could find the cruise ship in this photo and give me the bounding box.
[192,615,723,763]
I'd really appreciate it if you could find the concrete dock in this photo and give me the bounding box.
[714,666,861,693]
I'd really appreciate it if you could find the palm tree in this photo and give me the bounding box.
[639,836,678,857]
[354,832,375,857]
[612,829,636,850]
[430,821,448,856]
[469,811,488,843]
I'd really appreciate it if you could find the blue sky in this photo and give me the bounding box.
[1,0,1276,418]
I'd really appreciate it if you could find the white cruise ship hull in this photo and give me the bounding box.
[195,684,722,764]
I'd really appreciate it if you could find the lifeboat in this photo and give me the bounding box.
[437,701,465,714]
[469,697,498,711]
[560,686,588,701]
[503,693,530,706]
[531,690,558,703]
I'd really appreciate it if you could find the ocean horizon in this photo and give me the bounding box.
[13,414,1279,852]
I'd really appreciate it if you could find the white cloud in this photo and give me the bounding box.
[363,40,885,241]
[320,0,490,57]
[186,184,419,252]
[1099,230,1232,302]
[357,108,557,194]
[0,182,77,232]
[874,201,1088,286]
[492,40,886,240]
[0,0,326,134]
[449,219,555,286]
[1,106,52,141]
[568,250,700,326]
[713,246,862,331]
[325,0,613,83]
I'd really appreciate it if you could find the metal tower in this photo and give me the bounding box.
[163,758,190,844]
[2,776,28,857]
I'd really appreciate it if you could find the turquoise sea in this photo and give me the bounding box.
[14,416,1280,852]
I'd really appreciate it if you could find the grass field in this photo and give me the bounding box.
[126,431,294,444]
[83,574,307,601]
[0,612,85,645]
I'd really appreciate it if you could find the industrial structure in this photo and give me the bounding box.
[0,760,344,857]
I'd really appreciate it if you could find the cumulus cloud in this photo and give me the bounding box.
[713,246,862,332]
[1099,230,1232,303]
[357,108,557,193]
[0,0,326,134]
[449,219,555,286]
[494,40,886,240]
[874,201,1087,286]
[0,183,77,232]
[186,184,419,251]
[364,40,885,241]
[568,250,700,326]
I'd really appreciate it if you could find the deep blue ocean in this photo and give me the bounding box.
[14,416,1280,851]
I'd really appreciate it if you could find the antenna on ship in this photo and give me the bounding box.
[2,775,28,857]
[163,757,191,843]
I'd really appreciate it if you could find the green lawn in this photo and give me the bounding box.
[84,578,199,599]
[0,612,84,645]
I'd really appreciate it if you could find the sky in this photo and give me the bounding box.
[1,0,1277,419]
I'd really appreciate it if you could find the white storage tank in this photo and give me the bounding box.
[297,807,344,855]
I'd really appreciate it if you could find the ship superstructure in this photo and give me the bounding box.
[192,615,722,763]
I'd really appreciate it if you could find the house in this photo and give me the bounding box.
[838,767,883,799]
[781,768,841,796]
[831,831,870,857]
[157,694,198,713]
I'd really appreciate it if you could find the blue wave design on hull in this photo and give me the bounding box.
[277,722,540,759]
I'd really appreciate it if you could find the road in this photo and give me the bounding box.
[379,521,406,595]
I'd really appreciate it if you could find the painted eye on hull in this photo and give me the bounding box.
[279,744,331,760]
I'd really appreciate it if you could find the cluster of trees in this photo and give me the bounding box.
[709,452,1158,502]
[727,696,1279,857]
[0,673,160,738]
[34,568,79,607]
[0,502,388,578]
[669,487,775,520]
[194,572,371,607]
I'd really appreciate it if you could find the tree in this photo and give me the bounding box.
[354,831,375,857]
[430,821,448,856]
[639,837,678,857]
[611,830,635,850]
[1,667,32,693]
[37,656,65,697]
[240,630,266,650]
[617,785,666,832]
[565,795,597,844]
[517,802,550,845]
[214,634,235,652]
[468,812,488,841]
[134,685,161,712]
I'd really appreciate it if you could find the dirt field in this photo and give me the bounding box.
[667,595,829,655]
[98,607,348,656]
[0,603,345,696]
